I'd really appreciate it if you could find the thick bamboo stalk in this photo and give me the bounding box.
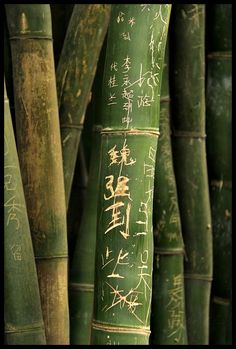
[56,4,111,208]
[150,44,187,345]
[206,4,232,344]
[5,5,69,344]
[170,4,213,344]
[91,5,171,345]
[4,79,46,345]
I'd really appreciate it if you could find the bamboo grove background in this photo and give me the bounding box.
[4,4,232,345]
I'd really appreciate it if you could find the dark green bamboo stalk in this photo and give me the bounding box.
[67,140,89,260]
[50,4,74,69]
[5,5,69,344]
[56,4,111,208]
[206,4,232,345]
[91,5,171,345]
[4,14,15,127]
[150,43,187,345]
[69,40,107,344]
[170,4,213,344]
[69,125,102,344]
[4,79,46,345]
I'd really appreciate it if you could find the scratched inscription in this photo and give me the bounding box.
[96,4,170,331]
[99,138,157,325]
[4,130,23,261]
[104,5,170,129]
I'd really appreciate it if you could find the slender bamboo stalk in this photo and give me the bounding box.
[4,14,15,127]
[69,40,106,344]
[4,79,46,345]
[150,43,187,345]
[67,139,89,260]
[170,4,213,344]
[50,4,74,69]
[91,5,171,345]
[5,5,69,344]
[69,126,102,344]
[206,4,232,344]
[56,4,111,208]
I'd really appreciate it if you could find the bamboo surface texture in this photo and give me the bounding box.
[69,43,106,344]
[150,45,187,345]
[4,80,46,345]
[4,18,15,122]
[56,4,111,208]
[170,4,213,344]
[69,127,102,344]
[206,4,232,344]
[5,5,69,344]
[91,5,171,344]
[67,140,89,259]
[50,4,74,68]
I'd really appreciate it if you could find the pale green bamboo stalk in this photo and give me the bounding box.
[4,79,46,345]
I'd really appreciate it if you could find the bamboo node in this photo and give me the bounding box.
[184,273,213,281]
[154,247,185,255]
[60,124,84,130]
[210,179,232,189]
[172,130,206,139]
[160,96,171,103]
[207,51,232,60]
[213,296,231,306]
[69,282,94,292]
[101,128,160,136]
[92,320,150,336]
[9,35,52,40]
[5,321,45,334]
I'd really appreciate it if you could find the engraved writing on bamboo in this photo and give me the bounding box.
[167,274,185,343]
[4,133,23,260]
[104,141,135,237]
[4,137,23,231]
[99,4,170,326]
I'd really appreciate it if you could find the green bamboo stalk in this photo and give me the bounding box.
[4,79,46,345]
[91,5,171,345]
[206,4,232,345]
[50,4,74,69]
[5,5,69,344]
[56,4,111,208]
[4,14,15,128]
[170,4,213,344]
[150,43,187,345]
[225,291,232,344]
[69,39,106,344]
[69,126,102,344]
[67,140,89,260]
